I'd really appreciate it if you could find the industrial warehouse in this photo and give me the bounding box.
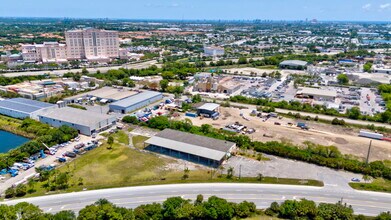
[144,129,236,167]
[109,91,163,113]
[63,86,138,104]
[0,98,56,119]
[38,107,117,136]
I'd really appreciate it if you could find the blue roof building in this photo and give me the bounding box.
[0,98,56,119]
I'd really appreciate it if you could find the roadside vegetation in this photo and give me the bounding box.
[1,196,390,220]
[229,93,391,124]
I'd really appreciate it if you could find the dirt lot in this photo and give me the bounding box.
[182,107,391,161]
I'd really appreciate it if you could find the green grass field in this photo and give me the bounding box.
[132,135,149,149]
[350,178,391,193]
[19,131,322,198]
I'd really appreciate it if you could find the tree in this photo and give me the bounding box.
[363,174,372,183]
[234,201,257,218]
[0,204,17,220]
[14,202,43,220]
[227,167,234,179]
[200,124,212,134]
[238,57,248,64]
[122,116,139,124]
[363,62,373,73]
[257,173,263,181]
[347,107,361,120]
[195,194,204,205]
[182,167,190,180]
[134,203,163,220]
[5,187,15,198]
[15,184,27,197]
[202,196,234,219]
[81,67,89,74]
[160,79,169,91]
[337,74,349,85]
[107,136,114,149]
[52,210,76,220]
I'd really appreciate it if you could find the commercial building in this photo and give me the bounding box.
[145,129,236,166]
[21,42,67,63]
[38,107,116,136]
[109,91,163,113]
[0,98,56,119]
[296,87,337,102]
[63,87,138,104]
[279,60,308,69]
[217,77,242,94]
[204,46,225,56]
[65,28,119,61]
[197,103,220,118]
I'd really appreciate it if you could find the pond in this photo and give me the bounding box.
[0,130,30,153]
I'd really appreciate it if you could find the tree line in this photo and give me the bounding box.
[0,118,78,170]
[1,196,390,220]
[229,95,391,124]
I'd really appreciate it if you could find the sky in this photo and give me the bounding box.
[1,0,391,21]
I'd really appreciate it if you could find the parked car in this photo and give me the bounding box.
[64,151,77,158]
[351,178,360,182]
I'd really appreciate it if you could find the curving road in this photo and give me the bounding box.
[2,184,391,216]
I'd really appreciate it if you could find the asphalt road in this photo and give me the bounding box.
[0,60,159,77]
[2,184,391,216]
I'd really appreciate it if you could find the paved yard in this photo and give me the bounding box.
[224,155,362,191]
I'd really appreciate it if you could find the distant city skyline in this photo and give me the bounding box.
[1,0,391,21]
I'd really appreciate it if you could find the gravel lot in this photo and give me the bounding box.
[224,155,361,190]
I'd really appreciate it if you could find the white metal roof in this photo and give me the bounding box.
[197,103,220,111]
[280,60,308,66]
[145,129,235,161]
[298,87,337,98]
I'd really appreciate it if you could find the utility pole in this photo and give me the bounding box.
[239,165,242,179]
[366,140,372,165]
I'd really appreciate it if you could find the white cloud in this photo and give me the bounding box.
[362,3,371,10]
[380,3,391,9]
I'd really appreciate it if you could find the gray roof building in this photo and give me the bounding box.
[0,98,56,119]
[38,107,116,136]
[109,91,163,113]
[279,60,308,69]
[197,103,220,112]
[145,129,236,166]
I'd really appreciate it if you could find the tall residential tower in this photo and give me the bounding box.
[65,28,119,61]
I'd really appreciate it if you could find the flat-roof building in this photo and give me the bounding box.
[109,91,163,114]
[197,103,220,119]
[145,129,236,167]
[296,87,337,102]
[0,98,56,119]
[38,107,116,136]
[279,60,308,70]
[63,87,138,104]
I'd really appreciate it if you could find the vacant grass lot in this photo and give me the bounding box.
[20,131,322,198]
[132,135,149,149]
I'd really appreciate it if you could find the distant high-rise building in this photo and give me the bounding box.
[203,45,225,57]
[21,42,67,63]
[65,28,119,61]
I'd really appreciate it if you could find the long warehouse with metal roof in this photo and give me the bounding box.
[0,98,57,119]
[144,129,236,167]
